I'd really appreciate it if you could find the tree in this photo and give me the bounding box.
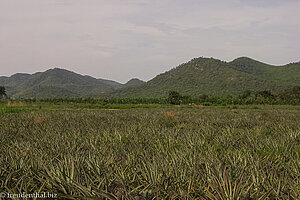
[290,86,300,101]
[240,90,251,99]
[168,91,182,105]
[255,90,274,99]
[279,86,300,101]
[0,86,6,99]
[199,94,209,100]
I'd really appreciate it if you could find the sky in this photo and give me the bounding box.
[0,0,299,83]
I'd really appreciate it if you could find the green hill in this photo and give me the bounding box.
[0,73,32,96]
[110,57,298,97]
[1,68,122,98]
[123,78,145,87]
[1,57,299,98]
[229,57,300,85]
[0,73,31,87]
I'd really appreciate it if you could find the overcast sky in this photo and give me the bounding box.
[1,0,299,83]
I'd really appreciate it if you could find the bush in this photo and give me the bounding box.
[168,91,182,105]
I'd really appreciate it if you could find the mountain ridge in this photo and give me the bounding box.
[1,57,299,98]
[109,57,297,98]
[0,68,124,98]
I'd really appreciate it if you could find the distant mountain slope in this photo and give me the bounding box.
[110,57,296,98]
[0,73,31,87]
[229,57,300,85]
[17,85,80,99]
[123,78,145,87]
[97,79,123,89]
[0,73,32,96]
[1,56,299,98]
[0,68,123,98]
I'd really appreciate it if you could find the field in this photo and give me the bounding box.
[0,102,299,199]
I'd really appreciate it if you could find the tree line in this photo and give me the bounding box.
[1,85,299,105]
[168,86,300,105]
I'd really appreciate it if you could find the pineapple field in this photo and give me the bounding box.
[0,104,299,199]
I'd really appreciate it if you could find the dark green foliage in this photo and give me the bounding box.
[0,86,6,98]
[203,102,212,106]
[240,89,252,99]
[17,93,300,106]
[279,86,300,101]
[255,90,275,99]
[199,94,209,99]
[168,91,182,104]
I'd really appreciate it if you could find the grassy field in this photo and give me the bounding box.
[0,104,299,199]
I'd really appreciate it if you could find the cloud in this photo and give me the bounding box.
[0,0,299,82]
[238,0,299,7]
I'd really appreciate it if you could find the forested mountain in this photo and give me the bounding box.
[0,68,122,98]
[229,57,300,85]
[110,57,298,97]
[0,57,299,98]
[123,78,145,87]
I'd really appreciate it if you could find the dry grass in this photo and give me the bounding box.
[192,104,204,108]
[231,109,238,113]
[35,117,45,125]
[7,101,25,107]
[164,111,178,120]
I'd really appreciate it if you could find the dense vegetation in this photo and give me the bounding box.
[0,68,144,98]
[110,57,299,98]
[123,79,145,87]
[229,57,300,84]
[0,86,6,98]
[5,86,297,107]
[1,57,299,99]
[0,106,299,199]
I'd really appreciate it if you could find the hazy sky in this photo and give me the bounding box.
[1,0,299,83]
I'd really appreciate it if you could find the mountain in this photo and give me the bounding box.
[1,57,299,98]
[97,79,123,89]
[0,73,32,96]
[0,73,31,86]
[110,57,299,98]
[123,78,145,87]
[0,68,123,98]
[229,57,300,85]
